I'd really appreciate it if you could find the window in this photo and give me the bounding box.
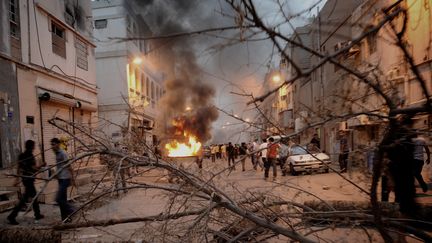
[9,0,21,59]
[51,21,66,58]
[367,31,377,54]
[135,70,141,94]
[94,19,107,29]
[75,37,88,70]
[365,26,377,55]
[9,0,20,38]
[151,82,155,100]
[65,7,75,27]
[141,74,145,95]
[156,86,159,100]
[146,78,150,97]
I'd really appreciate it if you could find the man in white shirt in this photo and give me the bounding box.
[250,139,260,170]
[259,139,268,172]
[278,139,289,176]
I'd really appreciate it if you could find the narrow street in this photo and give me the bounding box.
[2,157,430,242]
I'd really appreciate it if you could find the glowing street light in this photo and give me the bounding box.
[133,57,143,65]
[245,118,250,122]
[272,74,281,83]
[185,106,192,111]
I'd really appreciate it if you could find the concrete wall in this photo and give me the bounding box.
[23,1,97,91]
[0,1,21,168]
[0,60,21,168]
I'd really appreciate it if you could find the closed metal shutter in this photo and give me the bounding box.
[41,102,72,165]
[72,108,93,155]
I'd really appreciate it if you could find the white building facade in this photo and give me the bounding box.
[92,0,164,146]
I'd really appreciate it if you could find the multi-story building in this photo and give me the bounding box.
[277,0,363,160]
[92,0,165,146]
[347,0,432,148]
[1,0,98,206]
[287,24,315,143]
[280,0,432,166]
[0,0,21,170]
[258,65,295,140]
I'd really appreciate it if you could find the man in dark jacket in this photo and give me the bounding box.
[384,116,418,216]
[7,140,45,225]
[239,143,248,171]
[226,142,236,169]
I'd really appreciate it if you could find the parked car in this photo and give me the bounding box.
[285,144,331,175]
[203,146,211,159]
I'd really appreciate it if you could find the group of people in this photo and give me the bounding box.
[208,137,292,180]
[381,116,430,217]
[209,143,249,171]
[7,138,74,225]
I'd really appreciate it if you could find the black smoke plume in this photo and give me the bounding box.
[134,0,219,143]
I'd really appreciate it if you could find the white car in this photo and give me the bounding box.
[286,145,331,175]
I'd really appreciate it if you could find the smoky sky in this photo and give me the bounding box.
[132,0,324,143]
[133,0,221,142]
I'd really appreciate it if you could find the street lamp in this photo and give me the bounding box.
[133,57,143,65]
[272,74,281,83]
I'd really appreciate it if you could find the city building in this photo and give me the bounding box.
[92,0,165,146]
[276,0,432,167]
[1,0,99,206]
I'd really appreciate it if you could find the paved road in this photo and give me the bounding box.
[1,157,431,242]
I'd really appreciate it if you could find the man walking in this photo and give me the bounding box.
[51,138,74,221]
[310,134,320,149]
[278,139,289,176]
[7,140,45,225]
[211,144,217,162]
[338,131,349,172]
[239,143,248,171]
[226,142,236,169]
[413,133,430,192]
[265,137,279,180]
[259,138,268,172]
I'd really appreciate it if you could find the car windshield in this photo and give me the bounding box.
[290,146,308,155]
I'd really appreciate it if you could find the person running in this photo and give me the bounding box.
[7,140,45,225]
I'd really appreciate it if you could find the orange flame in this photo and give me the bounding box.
[165,135,202,157]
